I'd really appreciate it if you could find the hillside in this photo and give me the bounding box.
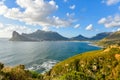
[10,30,68,41]
[98,31,120,47]
[90,32,111,40]
[44,46,120,80]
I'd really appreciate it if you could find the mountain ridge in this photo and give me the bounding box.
[10,30,112,41]
[10,30,69,41]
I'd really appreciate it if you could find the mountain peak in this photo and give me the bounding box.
[71,34,88,41]
[12,31,20,38]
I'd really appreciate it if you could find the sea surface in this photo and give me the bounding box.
[0,38,101,73]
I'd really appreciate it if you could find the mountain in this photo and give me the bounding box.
[10,30,68,41]
[70,34,89,41]
[71,32,111,41]
[44,46,120,80]
[10,30,112,41]
[98,31,120,47]
[9,31,35,41]
[90,32,112,40]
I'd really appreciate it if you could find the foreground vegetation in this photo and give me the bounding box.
[45,46,120,80]
[1,46,120,80]
[0,64,43,80]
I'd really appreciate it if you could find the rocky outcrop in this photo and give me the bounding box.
[9,31,35,41]
[10,30,68,41]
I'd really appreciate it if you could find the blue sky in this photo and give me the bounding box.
[0,0,120,38]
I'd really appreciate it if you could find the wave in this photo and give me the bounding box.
[27,60,59,74]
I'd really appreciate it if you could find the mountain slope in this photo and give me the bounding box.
[90,32,111,40]
[45,46,120,80]
[10,30,68,41]
[98,31,120,47]
[22,30,68,41]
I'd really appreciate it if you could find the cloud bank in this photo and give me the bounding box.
[102,0,120,5]
[0,0,72,30]
[0,23,33,38]
[98,14,120,28]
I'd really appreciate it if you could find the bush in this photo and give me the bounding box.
[61,71,95,80]
[0,63,4,71]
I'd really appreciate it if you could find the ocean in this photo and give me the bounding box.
[0,38,100,73]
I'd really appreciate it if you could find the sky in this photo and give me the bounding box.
[0,0,120,38]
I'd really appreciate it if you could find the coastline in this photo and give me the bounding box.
[88,42,103,48]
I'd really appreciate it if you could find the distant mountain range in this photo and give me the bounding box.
[90,32,112,40]
[71,32,111,41]
[70,34,89,41]
[10,30,112,41]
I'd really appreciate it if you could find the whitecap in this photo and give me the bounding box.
[27,60,59,74]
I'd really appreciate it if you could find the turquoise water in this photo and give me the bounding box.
[0,38,100,73]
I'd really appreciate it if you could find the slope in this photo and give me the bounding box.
[45,46,120,80]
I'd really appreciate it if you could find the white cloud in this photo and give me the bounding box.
[85,24,93,31]
[0,23,4,28]
[66,12,75,18]
[64,0,68,2]
[117,28,120,31]
[0,0,5,4]
[74,24,80,28]
[42,27,49,31]
[0,0,72,30]
[0,23,34,38]
[102,0,120,5]
[98,14,120,28]
[69,5,76,10]
[98,18,107,24]
[119,6,120,10]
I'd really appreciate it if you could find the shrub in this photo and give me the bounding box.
[0,63,4,71]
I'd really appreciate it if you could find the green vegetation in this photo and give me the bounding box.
[44,46,120,80]
[0,64,44,80]
[1,46,120,80]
